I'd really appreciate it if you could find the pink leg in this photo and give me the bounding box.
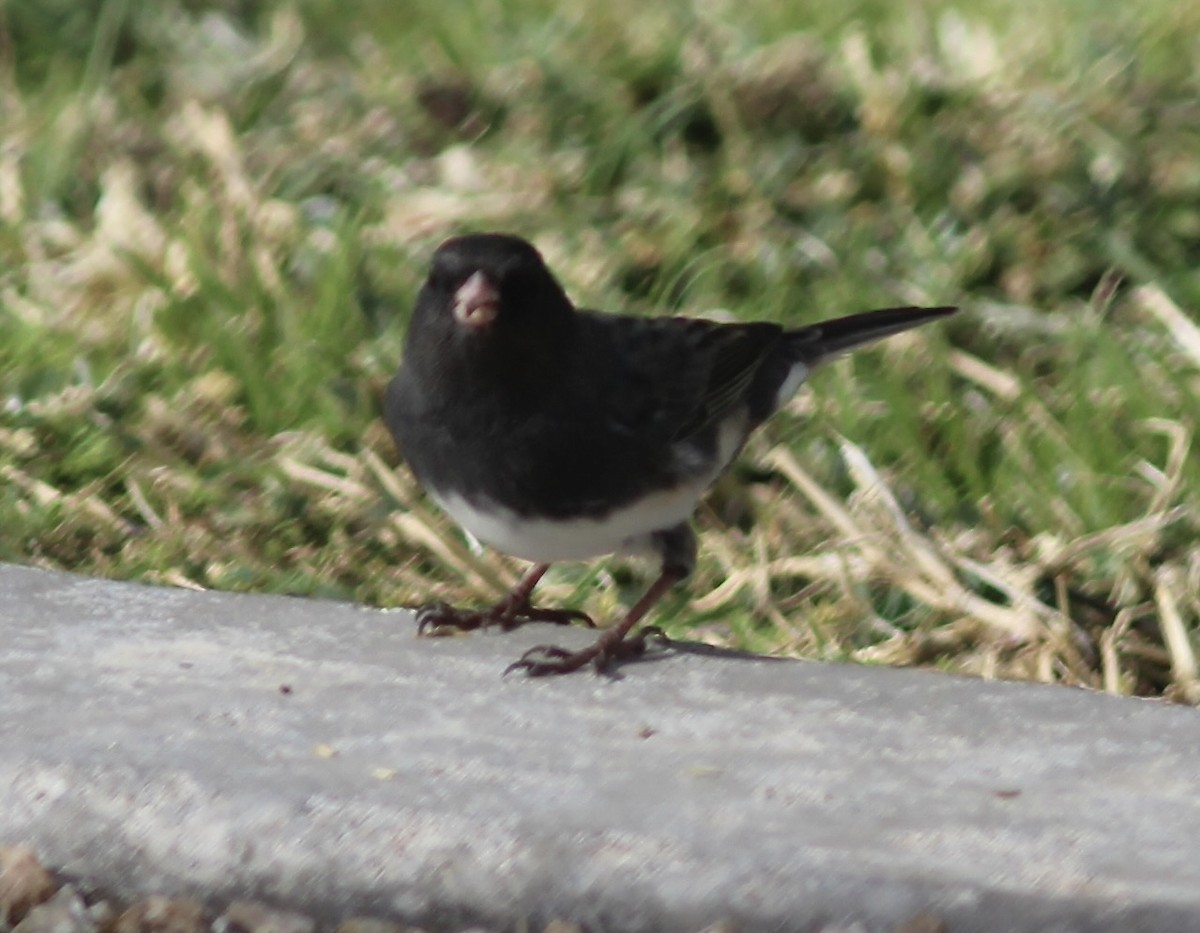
[504,567,684,677]
[417,563,594,635]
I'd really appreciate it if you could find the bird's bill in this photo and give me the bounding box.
[452,271,500,329]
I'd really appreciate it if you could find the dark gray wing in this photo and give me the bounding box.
[576,311,782,443]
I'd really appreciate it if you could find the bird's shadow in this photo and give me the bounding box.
[647,634,789,663]
[595,633,790,680]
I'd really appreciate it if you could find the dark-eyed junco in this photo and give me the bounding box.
[385,233,955,676]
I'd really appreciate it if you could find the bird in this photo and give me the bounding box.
[384,232,955,676]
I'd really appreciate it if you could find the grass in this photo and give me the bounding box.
[1,0,1198,700]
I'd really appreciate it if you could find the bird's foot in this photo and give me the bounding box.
[417,599,593,636]
[504,626,669,677]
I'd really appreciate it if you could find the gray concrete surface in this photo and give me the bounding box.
[1,562,1199,933]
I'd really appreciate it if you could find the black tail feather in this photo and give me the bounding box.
[789,305,957,363]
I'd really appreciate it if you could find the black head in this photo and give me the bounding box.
[417,233,572,335]
[401,233,577,391]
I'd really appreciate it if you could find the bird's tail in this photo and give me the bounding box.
[787,305,956,365]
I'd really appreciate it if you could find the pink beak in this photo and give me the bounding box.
[452,271,500,329]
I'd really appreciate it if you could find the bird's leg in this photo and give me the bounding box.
[505,567,682,676]
[417,563,594,635]
[506,523,695,677]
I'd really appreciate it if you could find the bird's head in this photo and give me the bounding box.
[402,233,578,397]
[418,233,571,337]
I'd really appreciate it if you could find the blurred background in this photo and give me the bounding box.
[1,0,1198,698]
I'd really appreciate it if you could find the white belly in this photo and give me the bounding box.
[432,479,705,562]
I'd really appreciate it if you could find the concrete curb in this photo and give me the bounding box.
[2,563,1199,932]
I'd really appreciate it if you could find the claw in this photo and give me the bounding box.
[505,650,591,677]
[415,595,592,637]
[502,625,673,678]
[503,644,576,677]
[416,603,484,635]
[414,565,594,638]
[416,602,593,636]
